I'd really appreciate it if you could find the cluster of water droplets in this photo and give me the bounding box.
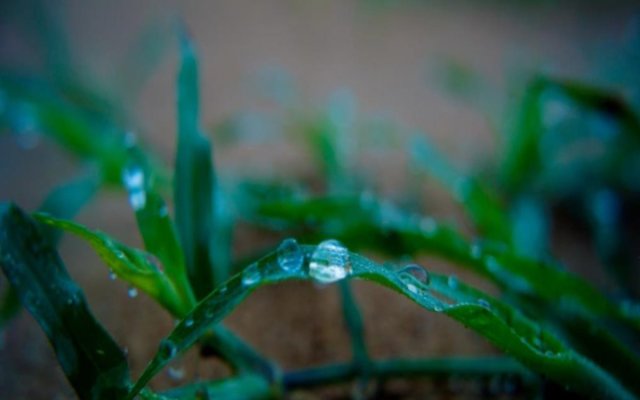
[308,239,351,284]
[122,165,146,211]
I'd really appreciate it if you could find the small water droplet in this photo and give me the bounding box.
[242,263,261,287]
[184,318,194,327]
[127,287,138,298]
[398,264,430,296]
[124,130,138,148]
[159,339,177,359]
[219,286,228,294]
[122,165,144,189]
[158,204,169,217]
[477,299,491,309]
[108,271,117,281]
[277,238,303,272]
[420,217,437,235]
[122,165,146,210]
[128,190,146,211]
[447,275,459,289]
[167,366,185,381]
[470,243,482,260]
[485,256,500,272]
[309,239,350,284]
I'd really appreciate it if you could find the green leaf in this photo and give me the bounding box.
[0,203,130,399]
[174,32,222,299]
[127,180,196,316]
[38,171,101,244]
[161,374,272,399]
[410,135,512,243]
[251,195,638,330]
[127,245,635,400]
[35,213,192,317]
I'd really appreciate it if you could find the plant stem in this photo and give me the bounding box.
[283,357,533,389]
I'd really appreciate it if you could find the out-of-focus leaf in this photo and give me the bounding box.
[410,135,512,243]
[161,374,272,399]
[127,245,635,400]
[251,195,637,329]
[174,32,221,299]
[0,203,130,399]
[35,213,192,317]
[38,170,101,244]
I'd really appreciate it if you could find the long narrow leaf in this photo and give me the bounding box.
[127,245,635,399]
[174,32,221,299]
[0,203,130,399]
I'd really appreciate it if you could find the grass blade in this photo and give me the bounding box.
[0,203,130,399]
[174,32,221,299]
[127,245,635,400]
[35,213,192,317]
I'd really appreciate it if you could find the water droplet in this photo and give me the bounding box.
[398,264,430,296]
[127,287,138,298]
[158,204,169,217]
[108,271,117,281]
[277,238,303,272]
[477,299,491,309]
[447,275,459,289]
[308,239,351,284]
[420,217,437,235]
[242,263,261,287]
[122,165,146,210]
[470,243,482,260]
[123,165,144,188]
[167,366,185,381]
[184,318,194,328]
[124,130,137,148]
[128,190,146,211]
[158,339,177,359]
[485,256,500,272]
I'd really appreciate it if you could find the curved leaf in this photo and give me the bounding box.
[127,245,635,400]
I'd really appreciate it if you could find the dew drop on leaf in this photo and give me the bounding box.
[309,239,351,284]
[398,264,429,295]
[277,238,303,272]
[158,339,177,359]
[108,271,117,281]
[184,318,194,327]
[477,299,491,309]
[447,275,459,289]
[127,286,138,298]
[167,366,185,381]
[122,165,146,210]
[242,263,261,287]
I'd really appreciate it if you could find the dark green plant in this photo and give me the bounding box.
[1,6,640,400]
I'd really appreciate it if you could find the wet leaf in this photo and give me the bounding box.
[0,203,130,399]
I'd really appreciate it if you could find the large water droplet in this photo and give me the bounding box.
[277,238,303,272]
[242,263,261,287]
[308,239,350,284]
[398,264,429,295]
[127,287,138,298]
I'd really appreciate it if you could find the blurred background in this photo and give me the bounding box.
[1,1,639,398]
